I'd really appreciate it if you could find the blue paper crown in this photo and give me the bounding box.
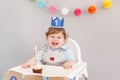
[51,17,64,28]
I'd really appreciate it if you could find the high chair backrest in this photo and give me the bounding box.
[66,38,82,62]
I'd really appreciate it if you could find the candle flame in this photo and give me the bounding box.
[35,45,37,51]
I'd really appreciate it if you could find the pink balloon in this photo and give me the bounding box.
[49,5,57,13]
[74,8,82,16]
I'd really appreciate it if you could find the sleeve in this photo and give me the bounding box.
[64,48,76,61]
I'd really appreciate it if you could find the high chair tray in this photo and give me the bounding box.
[5,62,87,78]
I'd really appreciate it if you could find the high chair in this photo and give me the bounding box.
[65,38,88,80]
[4,38,88,80]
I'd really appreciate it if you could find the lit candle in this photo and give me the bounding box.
[34,45,40,64]
[34,45,37,51]
[34,45,38,62]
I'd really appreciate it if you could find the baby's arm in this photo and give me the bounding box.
[21,46,45,68]
[21,56,36,68]
[61,47,76,69]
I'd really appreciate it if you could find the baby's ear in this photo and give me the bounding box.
[46,36,48,40]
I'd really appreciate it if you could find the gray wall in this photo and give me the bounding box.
[0,0,120,79]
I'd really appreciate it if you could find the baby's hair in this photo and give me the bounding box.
[46,27,68,40]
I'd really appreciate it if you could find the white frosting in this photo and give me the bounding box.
[33,63,42,69]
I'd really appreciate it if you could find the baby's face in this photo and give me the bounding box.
[46,32,66,49]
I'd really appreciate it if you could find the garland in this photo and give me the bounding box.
[30,0,112,16]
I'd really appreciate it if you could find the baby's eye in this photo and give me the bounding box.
[50,36,54,38]
[57,37,61,39]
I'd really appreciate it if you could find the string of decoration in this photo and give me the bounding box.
[30,0,112,16]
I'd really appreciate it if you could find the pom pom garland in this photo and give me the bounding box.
[30,0,36,2]
[103,0,112,9]
[61,8,69,16]
[74,8,82,16]
[88,5,96,14]
[37,0,46,8]
[49,5,57,13]
[30,0,113,16]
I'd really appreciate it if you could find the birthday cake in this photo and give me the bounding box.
[32,64,42,74]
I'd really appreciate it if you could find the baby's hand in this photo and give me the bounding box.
[34,50,39,55]
[61,61,76,69]
[21,61,35,69]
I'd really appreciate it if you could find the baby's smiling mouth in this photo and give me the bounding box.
[52,42,58,46]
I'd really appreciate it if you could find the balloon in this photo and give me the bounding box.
[61,8,69,15]
[88,5,96,14]
[49,5,57,13]
[74,8,82,16]
[103,0,112,9]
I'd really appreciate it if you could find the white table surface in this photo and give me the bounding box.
[9,62,86,78]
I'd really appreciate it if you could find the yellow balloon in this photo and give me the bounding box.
[103,0,112,9]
